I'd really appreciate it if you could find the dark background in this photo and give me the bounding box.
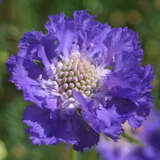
[0,0,160,159]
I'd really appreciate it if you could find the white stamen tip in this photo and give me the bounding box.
[82,85,86,90]
[85,91,90,96]
[67,89,72,96]
[63,83,68,89]
[69,71,74,76]
[69,83,75,88]
[76,82,81,88]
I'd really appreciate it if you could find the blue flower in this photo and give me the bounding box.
[6,10,154,151]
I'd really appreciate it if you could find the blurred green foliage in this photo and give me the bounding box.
[0,0,160,159]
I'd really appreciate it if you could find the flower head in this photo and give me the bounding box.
[6,10,154,151]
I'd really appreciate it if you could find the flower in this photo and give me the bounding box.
[97,111,160,160]
[6,10,154,151]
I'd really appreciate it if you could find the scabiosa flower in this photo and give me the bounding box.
[6,10,153,151]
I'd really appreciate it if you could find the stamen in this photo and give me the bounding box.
[55,54,99,98]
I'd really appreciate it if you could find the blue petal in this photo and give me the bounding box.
[23,105,99,151]
[103,27,144,66]
[45,13,75,59]
[104,53,153,129]
[73,90,123,141]
[74,10,111,66]
[6,55,57,110]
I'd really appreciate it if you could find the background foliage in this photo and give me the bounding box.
[0,0,160,159]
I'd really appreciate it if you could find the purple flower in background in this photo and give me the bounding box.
[6,10,154,151]
[97,111,160,160]
[127,111,160,160]
[97,136,133,160]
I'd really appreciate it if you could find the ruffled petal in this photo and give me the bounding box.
[23,105,99,151]
[18,31,44,60]
[73,10,111,66]
[6,55,58,110]
[103,27,144,66]
[18,31,60,67]
[104,53,153,129]
[45,13,75,59]
[73,90,123,141]
[6,55,42,90]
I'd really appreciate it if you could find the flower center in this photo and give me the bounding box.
[55,54,99,98]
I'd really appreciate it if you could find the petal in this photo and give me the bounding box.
[18,31,43,49]
[107,97,138,115]
[73,10,111,66]
[45,13,75,59]
[73,90,123,141]
[18,31,44,60]
[104,53,154,129]
[23,105,99,151]
[6,55,57,110]
[37,45,51,72]
[6,55,41,90]
[18,31,59,66]
[103,27,144,66]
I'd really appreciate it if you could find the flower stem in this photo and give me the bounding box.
[71,148,78,160]
[121,133,145,146]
